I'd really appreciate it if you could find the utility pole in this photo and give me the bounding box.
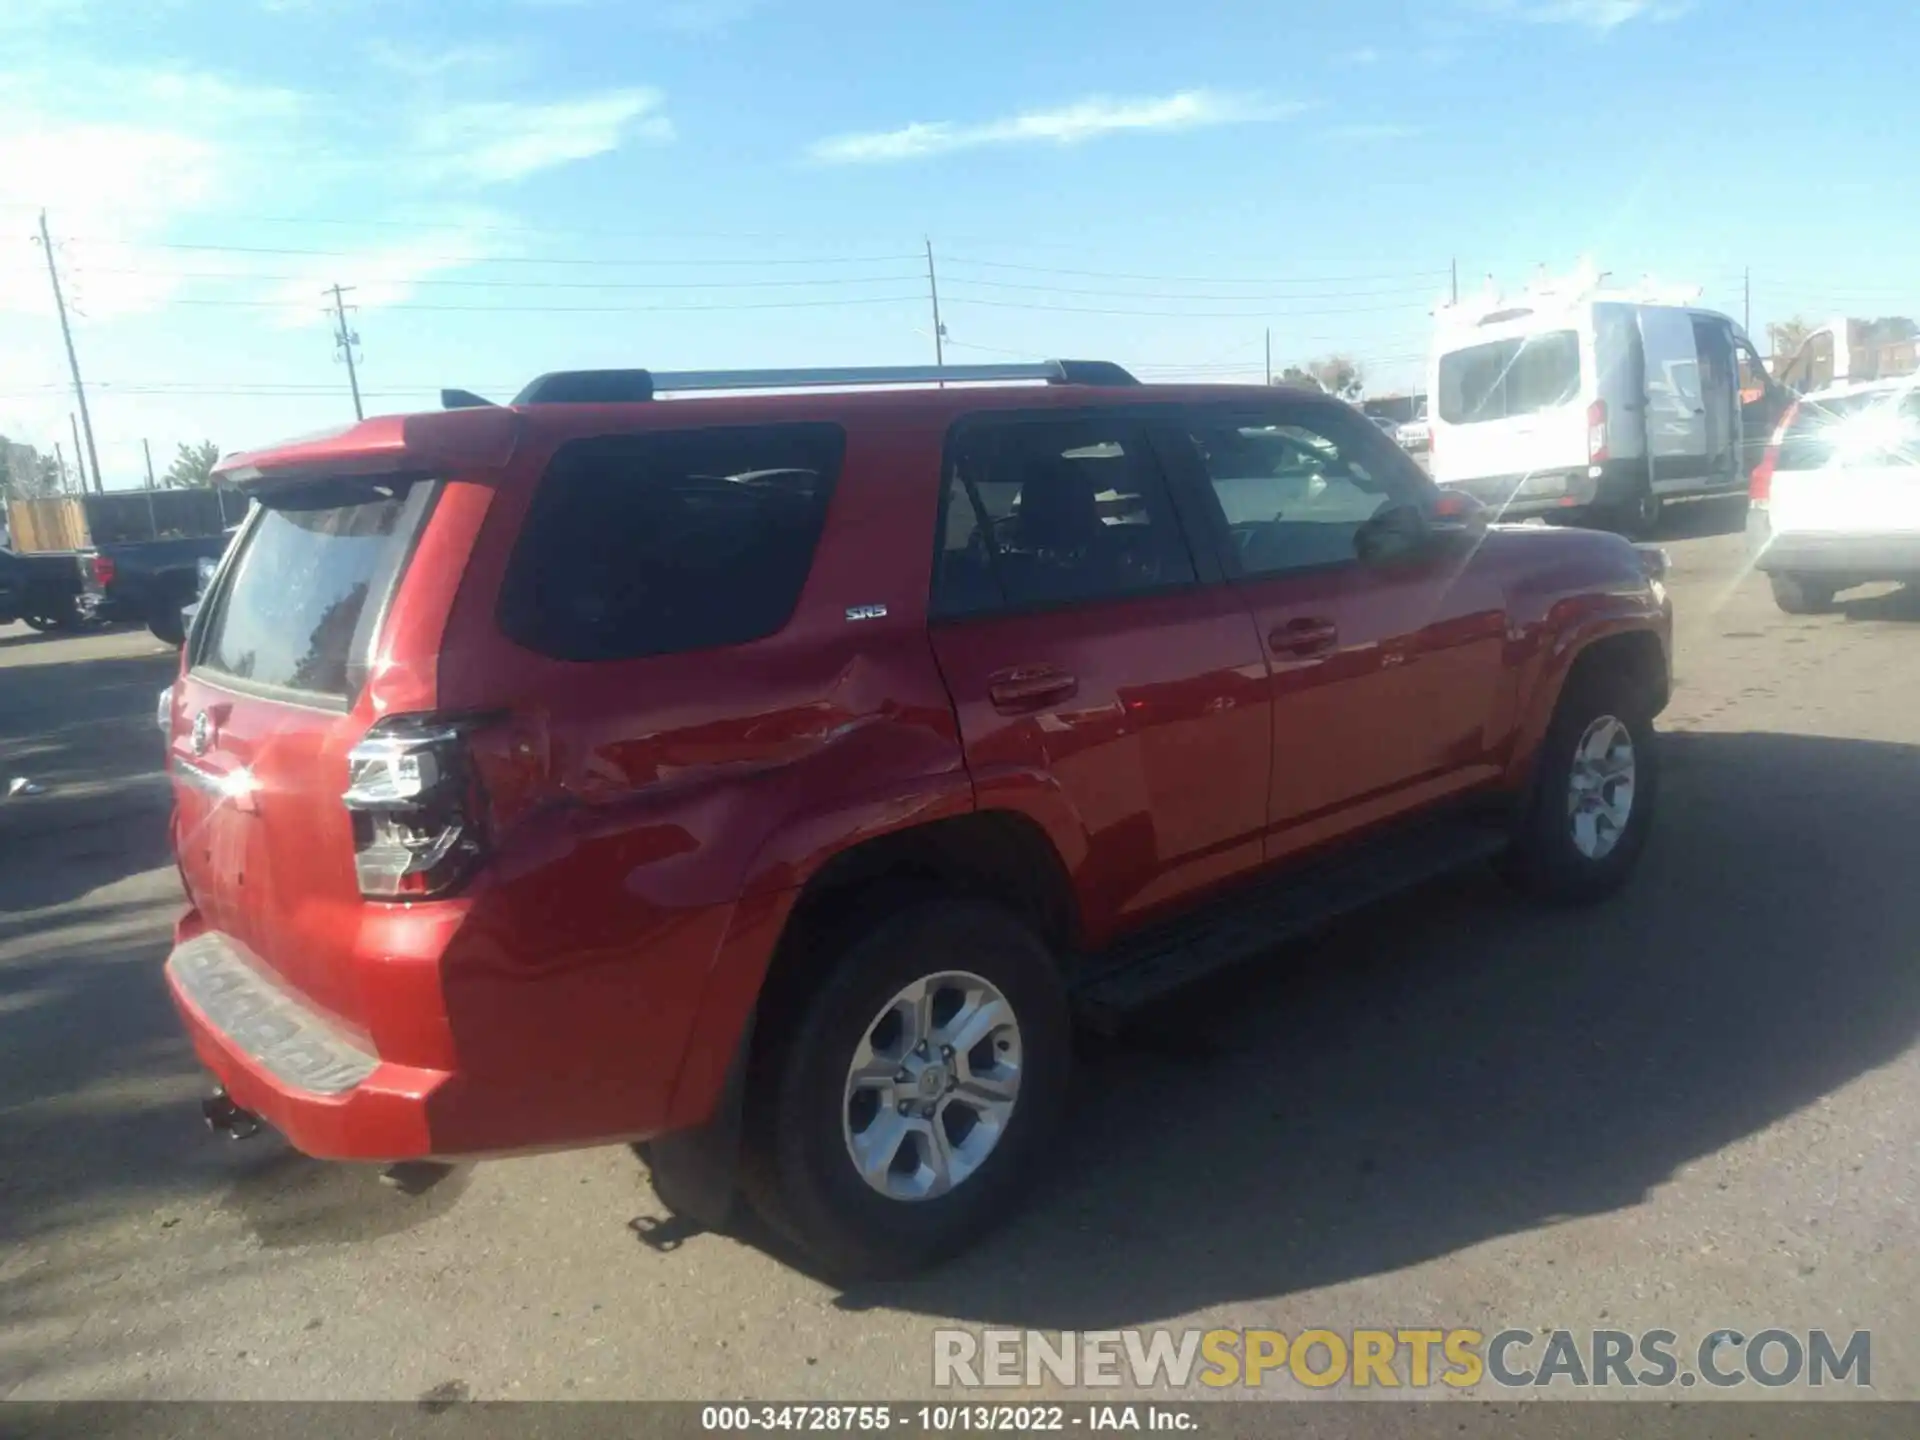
[54,442,70,494]
[142,438,159,540]
[143,438,156,489]
[327,284,364,420]
[1265,328,1272,385]
[1743,266,1751,335]
[924,239,946,375]
[38,212,104,494]
[1451,257,1459,306]
[69,414,87,492]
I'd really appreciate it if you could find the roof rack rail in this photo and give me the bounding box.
[510,359,1138,405]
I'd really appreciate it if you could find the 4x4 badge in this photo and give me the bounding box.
[190,711,213,756]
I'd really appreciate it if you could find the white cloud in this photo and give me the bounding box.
[1478,0,1688,29]
[808,90,1303,165]
[260,217,521,327]
[415,90,674,184]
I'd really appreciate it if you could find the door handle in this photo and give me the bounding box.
[1269,617,1338,656]
[988,666,1078,712]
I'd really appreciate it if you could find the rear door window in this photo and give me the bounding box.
[1437,331,1583,424]
[197,478,432,704]
[498,423,844,662]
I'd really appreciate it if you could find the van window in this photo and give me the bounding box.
[498,424,844,662]
[1437,331,1583,424]
[199,478,430,703]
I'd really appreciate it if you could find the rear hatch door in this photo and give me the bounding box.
[1770,387,1920,534]
[1431,327,1587,498]
[170,475,438,1037]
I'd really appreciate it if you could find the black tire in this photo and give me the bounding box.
[1769,573,1837,615]
[1600,483,1662,540]
[1502,668,1659,906]
[740,897,1071,1281]
[148,601,187,647]
[25,598,80,633]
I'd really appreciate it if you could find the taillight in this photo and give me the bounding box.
[1750,401,1799,505]
[1587,400,1609,464]
[90,554,116,588]
[343,716,489,900]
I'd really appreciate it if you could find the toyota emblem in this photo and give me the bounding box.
[190,711,213,756]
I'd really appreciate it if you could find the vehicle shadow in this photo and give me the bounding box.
[1840,585,1920,623]
[835,728,1920,1325]
[0,649,178,910]
[1652,494,1748,541]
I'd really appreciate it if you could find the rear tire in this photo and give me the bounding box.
[1502,668,1659,906]
[741,897,1071,1281]
[1601,483,1662,540]
[148,600,187,647]
[1769,573,1837,615]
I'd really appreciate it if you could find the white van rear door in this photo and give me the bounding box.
[1637,307,1709,494]
[1431,328,1587,487]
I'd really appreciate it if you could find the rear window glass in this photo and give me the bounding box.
[498,423,844,662]
[1777,389,1920,471]
[1437,331,1583,424]
[199,479,428,702]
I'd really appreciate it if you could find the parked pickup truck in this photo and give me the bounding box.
[160,360,1673,1280]
[0,547,86,632]
[79,532,235,645]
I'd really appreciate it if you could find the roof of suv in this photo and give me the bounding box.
[213,377,1335,487]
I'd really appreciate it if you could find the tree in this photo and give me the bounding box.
[163,440,223,489]
[1307,354,1366,400]
[0,439,61,500]
[1274,365,1321,390]
[1767,316,1812,365]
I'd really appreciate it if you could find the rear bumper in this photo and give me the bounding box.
[1748,510,1920,578]
[166,932,446,1161]
[1436,464,1606,519]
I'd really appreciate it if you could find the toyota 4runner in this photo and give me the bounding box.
[160,360,1672,1279]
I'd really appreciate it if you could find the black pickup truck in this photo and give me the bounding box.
[77,532,235,645]
[0,547,86,632]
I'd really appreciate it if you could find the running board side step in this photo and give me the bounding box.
[1068,815,1512,1032]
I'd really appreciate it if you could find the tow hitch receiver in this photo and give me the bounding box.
[202,1088,261,1140]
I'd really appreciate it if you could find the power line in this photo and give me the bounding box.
[62,267,926,292]
[939,294,1435,319]
[115,240,924,267]
[167,294,928,313]
[940,256,1452,285]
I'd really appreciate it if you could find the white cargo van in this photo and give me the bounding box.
[1428,275,1791,535]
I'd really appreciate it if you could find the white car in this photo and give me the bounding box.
[1747,376,1920,613]
[1396,413,1431,452]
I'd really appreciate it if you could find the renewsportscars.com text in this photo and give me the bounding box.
[932,1327,1871,1392]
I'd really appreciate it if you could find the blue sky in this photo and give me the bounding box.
[1,0,1915,489]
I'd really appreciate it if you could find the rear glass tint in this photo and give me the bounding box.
[199,478,430,702]
[498,423,844,662]
[1778,389,1920,470]
[1437,330,1583,424]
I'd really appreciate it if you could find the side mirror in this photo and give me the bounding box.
[1429,488,1490,533]
[1355,502,1432,564]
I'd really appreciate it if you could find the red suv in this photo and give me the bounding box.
[160,361,1672,1278]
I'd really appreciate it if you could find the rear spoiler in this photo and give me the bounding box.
[212,409,523,490]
